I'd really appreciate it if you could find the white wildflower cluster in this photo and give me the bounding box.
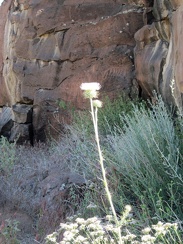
[46,231,58,244]
[45,215,180,244]
[141,234,156,243]
[152,221,178,236]
[45,211,138,244]
[170,79,175,96]
[142,227,151,235]
[139,221,179,244]
[59,216,117,243]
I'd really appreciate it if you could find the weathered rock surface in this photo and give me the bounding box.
[0,0,183,142]
[0,0,147,141]
[0,104,33,143]
[0,107,13,139]
[9,122,33,144]
[12,104,32,124]
[134,0,183,111]
[0,0,12,106]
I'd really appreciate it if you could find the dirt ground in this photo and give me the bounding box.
[0,205,37,243]
[0,142,87,243]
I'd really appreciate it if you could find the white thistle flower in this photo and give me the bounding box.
[80,82,101,91]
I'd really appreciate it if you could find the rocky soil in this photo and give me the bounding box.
[0,142,87,243]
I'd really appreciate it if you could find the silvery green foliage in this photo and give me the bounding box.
[0,136,16,174]
[108,95,183,219]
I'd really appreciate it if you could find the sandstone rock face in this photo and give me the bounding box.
[0,107,13,139]
[0,0,146,141]
[0,0,183,142]
[134,0,183,111]
[0,0,12,106]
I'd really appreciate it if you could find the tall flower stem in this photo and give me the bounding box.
[90,98,97,130]
[89,98,122,244]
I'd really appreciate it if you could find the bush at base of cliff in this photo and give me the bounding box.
[48,94,182,243]
[108,95,183,224]
[72,94,139,137]
[0,136,16,175]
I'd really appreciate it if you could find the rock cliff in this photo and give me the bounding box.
[134,0,183,111]
[0,0,182,143]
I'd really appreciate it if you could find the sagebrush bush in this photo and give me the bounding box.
[49,126,99,178]
[51,94,183,223]
[0,218,20,244]
[108,95,183,223]
[46,93,183,243]
[72,94,137,136]
[0,136,16,174]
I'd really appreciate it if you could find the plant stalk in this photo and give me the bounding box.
[90,98,122,243]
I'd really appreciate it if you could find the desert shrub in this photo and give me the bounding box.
[47,93,183,243]
[59,95,139,178]
[0,218,20,244]
[0,136,16,174]
[49,125,99,179]
[72,94,137,136]
[108,95,183,223]
[97,95,137,135]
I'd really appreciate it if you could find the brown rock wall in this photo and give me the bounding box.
[0,0,147,141]
[172,4,183,93]
[0,0,12,106]
[134,0,183,111]
[1,0,183,142]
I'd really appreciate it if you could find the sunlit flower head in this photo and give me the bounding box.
[80,82,101,91]
[92,100,103,108]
